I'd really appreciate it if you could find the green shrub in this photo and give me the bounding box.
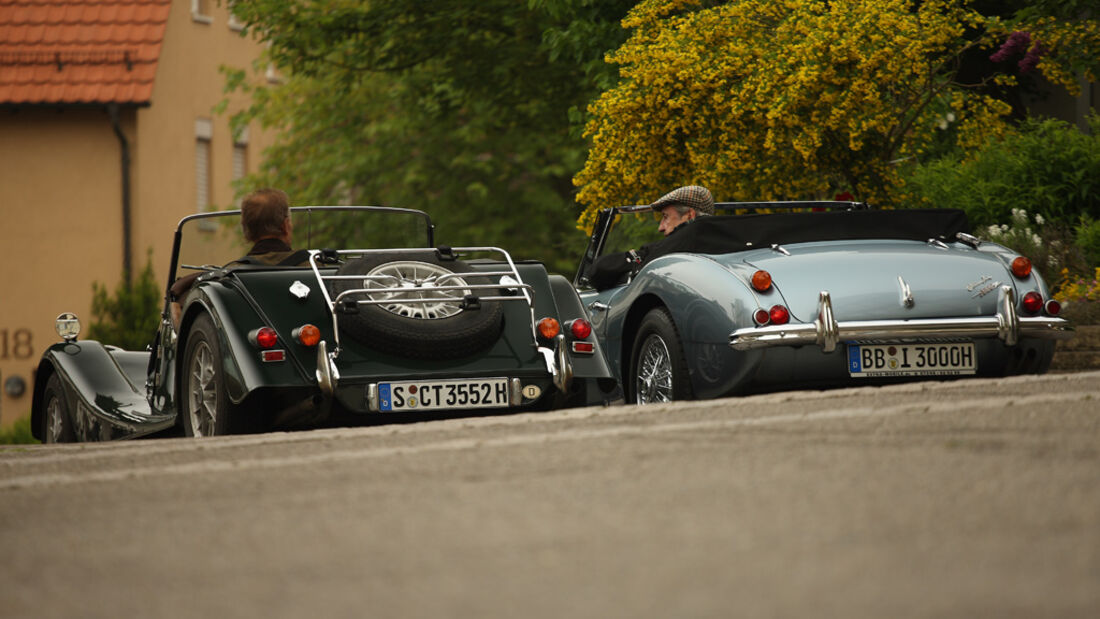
[980,208,1089,286]
[87,251,161,351]
[0,415,38,445]
[904,115,1100,230]
[1074,215,1100,268]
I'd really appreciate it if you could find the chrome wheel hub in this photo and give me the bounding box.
[636,334,673,403]
[365,261,470,319]
[188,341,217,436]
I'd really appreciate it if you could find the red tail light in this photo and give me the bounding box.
[537,317,560,340]
[569,318,592,340]
[1021,291,1043,314]
[753,308,770,325]
[1045,299,1061,316]
[769,305,790,325]
[1011,256,1032,279]
[751,270,772,292]
[251,327,278,349]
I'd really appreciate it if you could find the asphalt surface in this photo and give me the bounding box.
[2,371,1098,619]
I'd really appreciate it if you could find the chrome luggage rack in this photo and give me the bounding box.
[307,247,538,358]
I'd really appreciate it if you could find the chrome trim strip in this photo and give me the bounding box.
[730,286,1074,351]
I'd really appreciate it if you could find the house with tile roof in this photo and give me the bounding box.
[0,0,277,427]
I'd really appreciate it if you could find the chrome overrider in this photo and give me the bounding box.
[729,286,1074,352]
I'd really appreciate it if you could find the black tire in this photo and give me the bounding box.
[331,251,504,359]
[41,372,76,443]
[181,314,233,437]
[628,308,693,404]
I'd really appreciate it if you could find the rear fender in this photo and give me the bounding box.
[31,342,172,441]
[180,280,315,405]
[548,274,614,381]
[613,255,764,398]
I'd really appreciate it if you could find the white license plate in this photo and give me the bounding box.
[847,343,976,377]
[378,378,510,411]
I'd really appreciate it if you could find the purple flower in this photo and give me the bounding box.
[990,31,1031,63]
[1018,41,1047,73]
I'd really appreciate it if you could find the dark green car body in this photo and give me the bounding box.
[32,207,619,442]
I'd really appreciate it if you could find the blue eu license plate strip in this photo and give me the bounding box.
[379,378,510,411]
[848,343,976,377]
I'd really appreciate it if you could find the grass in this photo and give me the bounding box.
[0,415,38,445]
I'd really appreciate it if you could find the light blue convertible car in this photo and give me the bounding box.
[573,202,1075,403]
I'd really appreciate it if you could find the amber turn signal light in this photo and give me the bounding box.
[294,324,321,347]
[537,317,561,339]
[1011,256,1032,278]
[751,270,772,292]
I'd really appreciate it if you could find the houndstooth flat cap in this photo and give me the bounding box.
[649,185,714,215]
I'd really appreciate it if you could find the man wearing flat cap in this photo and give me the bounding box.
[586,185,715,290]
[652,185,715,236]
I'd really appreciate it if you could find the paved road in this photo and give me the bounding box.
[2,372,1098,618]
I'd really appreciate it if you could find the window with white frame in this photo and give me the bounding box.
[195,119,213,214]
[191,0,212,24]
[228,1,244,31]
[233,127,249,181]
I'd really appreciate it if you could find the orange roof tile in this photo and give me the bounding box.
[0,0,171,105]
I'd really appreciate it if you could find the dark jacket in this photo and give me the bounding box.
[586,220,694,291]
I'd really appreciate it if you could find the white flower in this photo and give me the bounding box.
[946,112,956,122]
[1032,233,1041,246]
[1034,213,1044,225]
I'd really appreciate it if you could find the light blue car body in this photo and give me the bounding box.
[574,203,1074,401]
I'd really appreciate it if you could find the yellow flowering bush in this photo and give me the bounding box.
[1056,268,1100,304]
[574,0,1099,230]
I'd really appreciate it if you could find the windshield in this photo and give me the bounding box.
[174,206,432,280]
[602,210,664,256]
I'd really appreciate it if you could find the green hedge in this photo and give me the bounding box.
[903,115,1100,281]
[0,415,38,445]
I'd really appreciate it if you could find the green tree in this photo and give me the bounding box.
[223,0,633,273]
[573,0,1100,228]
[86,253,161,351]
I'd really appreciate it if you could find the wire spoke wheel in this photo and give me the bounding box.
[45,394,64,442]
[41,373,75,443]
[635,333,674,403]
[332,252,504,360]
[187,340,218,437]
[364,261,470,319]
[629,307,693,404]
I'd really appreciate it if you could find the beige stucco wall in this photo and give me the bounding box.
[0,2,276,428]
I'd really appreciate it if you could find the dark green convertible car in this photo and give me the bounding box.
[32,207,619,442]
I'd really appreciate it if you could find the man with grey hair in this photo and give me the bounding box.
[586,185,715,290]
[651,185,715,236]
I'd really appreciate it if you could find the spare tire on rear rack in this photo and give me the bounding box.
[330,249,505,360]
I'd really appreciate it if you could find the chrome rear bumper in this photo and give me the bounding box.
[729,287,1074,352]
